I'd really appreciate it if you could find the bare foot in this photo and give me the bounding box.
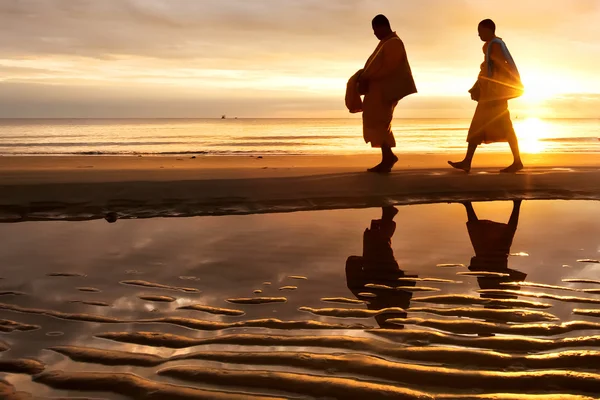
[367,163,385,173]
[448,161,471,173]
[500,162,524,173]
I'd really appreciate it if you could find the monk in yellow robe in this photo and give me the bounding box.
[346,15,417,173]
[449,19,524,173]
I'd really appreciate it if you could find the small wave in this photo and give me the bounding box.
[541,137,599,142]
[0,141,184,147]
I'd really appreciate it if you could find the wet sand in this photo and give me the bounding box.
[0,200,600,398]
[0,154,599,222]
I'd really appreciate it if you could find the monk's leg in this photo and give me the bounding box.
[368,143,397,173]
[500,131,524,173]
[463,201,478,222]
[449,142,477,173]
[382,143,398,171]
[382,205,399,221]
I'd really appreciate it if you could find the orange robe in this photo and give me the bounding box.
[346,33,416,148]
[467,38,521,145]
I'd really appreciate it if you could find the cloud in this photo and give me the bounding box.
[0,0,598,117]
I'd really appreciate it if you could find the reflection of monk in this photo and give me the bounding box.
[464,200,527,327]
[346,206,415,328]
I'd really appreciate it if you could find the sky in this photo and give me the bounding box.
[0,0,599,118]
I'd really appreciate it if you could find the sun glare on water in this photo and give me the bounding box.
[513,117,551,154]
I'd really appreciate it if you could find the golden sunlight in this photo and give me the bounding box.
[513,117,551,154]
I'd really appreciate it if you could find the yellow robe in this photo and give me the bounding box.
[467,39,520,145]
[347,32,416,148]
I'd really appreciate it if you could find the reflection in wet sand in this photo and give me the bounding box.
[1,200,600,399]
[346,206,415,328]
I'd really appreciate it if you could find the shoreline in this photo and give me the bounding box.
[1,154,599,222]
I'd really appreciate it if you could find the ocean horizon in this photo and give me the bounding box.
[0,117,598,156]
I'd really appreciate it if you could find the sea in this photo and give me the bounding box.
[0,118,598,156]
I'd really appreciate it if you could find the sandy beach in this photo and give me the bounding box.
[0,153,599,222]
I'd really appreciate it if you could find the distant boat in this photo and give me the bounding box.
[221,115,226,119]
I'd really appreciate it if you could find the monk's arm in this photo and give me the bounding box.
[361,40,406,81]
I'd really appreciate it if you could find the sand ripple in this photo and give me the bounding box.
[33,370,283,400]
[178,304,245,316]
[120,280,199,293]
[5,243,600,399]
[299,306,405,319]
[412,294,552,309]
[0,359,45,375]
[0,319,40,333]
[226,297,287,305]
[139,295,177,303]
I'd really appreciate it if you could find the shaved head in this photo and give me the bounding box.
[372,14,391,28]
[479,19,496,33]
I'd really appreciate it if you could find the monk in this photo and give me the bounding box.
[449,19,525,173]
[346,15,417,173]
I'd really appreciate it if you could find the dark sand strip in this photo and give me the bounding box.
[2,162,600,222]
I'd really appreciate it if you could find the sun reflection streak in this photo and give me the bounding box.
[514,117,551,154]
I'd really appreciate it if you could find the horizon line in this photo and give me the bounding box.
[0,117,598,120]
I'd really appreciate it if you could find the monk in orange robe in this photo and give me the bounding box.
[346,15,417,173]
[449,19,524,173]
